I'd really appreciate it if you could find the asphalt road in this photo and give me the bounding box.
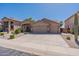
[0,46,36,56]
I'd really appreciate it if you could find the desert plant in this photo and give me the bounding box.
[66,37,71,40]
[74,13,79,45]
[0,32,4,36]
[9,34,15,39]
[15,28,21,34]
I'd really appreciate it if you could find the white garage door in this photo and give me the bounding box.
[32,26,48,33]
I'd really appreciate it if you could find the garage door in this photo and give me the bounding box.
[32,26,48,33]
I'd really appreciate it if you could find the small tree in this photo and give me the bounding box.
[28,17,32,21]
[24,17,35,22]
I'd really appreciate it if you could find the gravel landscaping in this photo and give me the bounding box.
[61,33,79,48]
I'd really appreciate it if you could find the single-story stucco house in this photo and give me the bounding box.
[22,18,60,34]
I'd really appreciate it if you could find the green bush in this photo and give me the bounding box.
[0,32,4,36]
[9,34,15,39]
[66,37,70,40]
[15,28,21,34]
[21,30,23,33]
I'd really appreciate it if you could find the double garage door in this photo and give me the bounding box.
[32,25,59,34]
[32,26,49,33]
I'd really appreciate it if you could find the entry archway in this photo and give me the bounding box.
[25,24,31,32]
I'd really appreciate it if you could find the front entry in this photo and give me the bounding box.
[26,26,31,32]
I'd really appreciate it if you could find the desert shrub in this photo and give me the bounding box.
[66,37,70,40]
[15,28,21,34]
[0,32,4,36]
[9,34,15,39]
[20,29,23,33]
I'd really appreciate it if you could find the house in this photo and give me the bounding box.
[1,17,21,33]
[22,18,60,34]
[0,21,3,32]
[65,11,79,33]
[21,18,33,32]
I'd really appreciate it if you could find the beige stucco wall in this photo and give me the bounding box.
[50,22,59,33]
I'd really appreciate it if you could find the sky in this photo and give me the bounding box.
[0,3,79,21]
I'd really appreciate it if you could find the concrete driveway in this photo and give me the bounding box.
[0,34,71,56]
[15,34,69,47]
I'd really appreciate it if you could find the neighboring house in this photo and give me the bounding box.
[21,18,33,32]
[65,11,79,33]
[1,17,21,33]
[22,18,60,34]
[0,21,3,32]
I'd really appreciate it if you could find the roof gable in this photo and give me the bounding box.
[40,18,59,24]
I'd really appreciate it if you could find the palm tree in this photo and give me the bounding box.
[74,13,79,45]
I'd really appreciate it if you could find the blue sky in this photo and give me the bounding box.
[0,3,79,21]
